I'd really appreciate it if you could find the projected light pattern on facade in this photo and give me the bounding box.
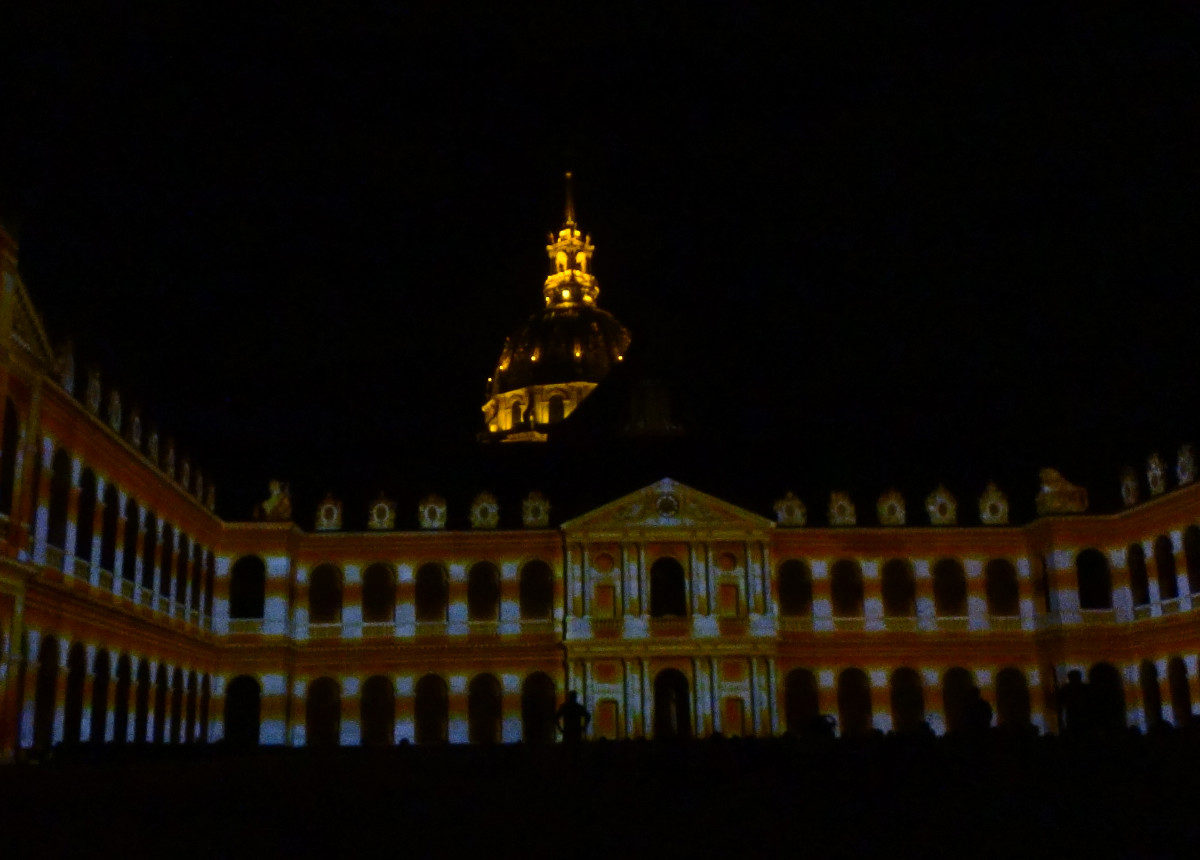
[2,221,1200,757]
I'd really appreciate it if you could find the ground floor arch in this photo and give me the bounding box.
[468,673,502,744]
[224,675,261,747]
[306,677,341,748]
[653,668,691,740]
[521,672,556,744]
[360,675,395,746]
[415,674,448,745]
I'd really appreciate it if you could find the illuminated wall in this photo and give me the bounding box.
[5,225,1200,758]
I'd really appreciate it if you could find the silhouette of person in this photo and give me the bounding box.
[556,690,591,744]
[1060,669,1091,736]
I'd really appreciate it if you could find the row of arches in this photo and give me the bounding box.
[776,558,1021,618]
[35,440,215,618]
[782,666,1037,737]
[1074,530,1200,611]
[223,672,559,746]
[27,634,211,753]
[229,557,556,623]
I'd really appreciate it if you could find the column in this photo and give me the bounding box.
[811,559,832,631]
[17,628,40,749]
[1110,547,1133,623]
[78,644,96,742]
[744,540,762,613]
[689,544,706,615]
[914,559,935,631]
[340,676,359,746]
[157,525,174,611]
[760,542,774,615]
[692,657,710,737]
[966,559,988,631]
[132,507,147,599]
[111,492,128,594]
[88,477,104,586]
[31,438,52,565]
[63,457,82,570]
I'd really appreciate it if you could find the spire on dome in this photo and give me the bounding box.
[564,171,576,228]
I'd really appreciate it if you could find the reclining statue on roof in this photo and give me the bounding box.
[254,480,292,522]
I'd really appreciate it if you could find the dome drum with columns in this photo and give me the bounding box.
[482,174,631,441]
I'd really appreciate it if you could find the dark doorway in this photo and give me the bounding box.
[306,677,341,748]
[837,667,872,737]
[224,675,261,747]
[653,669,691,739]
[468,673,502,744]
[360,675,395,746]
[890,667,925,734]
[784,668,819,734]
[521,672,556,744]
[650,558,687,617]
[415,674,448,744]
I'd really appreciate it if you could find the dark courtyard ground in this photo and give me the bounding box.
[2,730,1199,858]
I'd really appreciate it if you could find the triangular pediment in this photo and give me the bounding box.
[1,255,54,368]
[563,478,774,536]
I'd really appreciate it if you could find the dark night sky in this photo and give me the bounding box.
[1,2,1199,525]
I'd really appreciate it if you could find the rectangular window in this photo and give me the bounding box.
[722,697,746,736]
[593,583,616,619]
[718,583,740,617]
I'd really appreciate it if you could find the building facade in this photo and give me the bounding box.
[2,223,1200,760]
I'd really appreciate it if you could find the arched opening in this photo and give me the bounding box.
[140,513,158,591]
[1088,662,1125,732]
[468,673,502,744]
[649,557,687,617]
[229,556,267,619]
[46,448,71,550]
[1128,544,1150,606]
[205,555,215,617]
[184,671,197,742]
[199,675,211,742]
[361,563,396,623]
[932,558,968,616]
[510,401,523,429]
[985,559,1020,616]
[152,664,168,743]
[224,675,261,747]
[170,666,184,742]
[174,536,190,604]
[90,649,111,743]
[519,560,553,619]
[1076,549,1112,609]
[113,654,131,744]
[190,548,204,612]
[1154,536,1178,600]
[32,636,61,753]
[548,394,565,423]
[305,677,341,748]
[881,559,916,617]
[521,672,556,744]
[360,675,395,746]
[414,563,448,622]
[467,561,500,621]
[76,468,96,566]
[784,668,819,735]
[308,564,343,624]
[942,667,976,734]
[1185,526,1200,594]
[158,524,175,597]
[889,668,925,734]
[1168,656,1192,726]
[653,668,691,739]
[0,397,19,517]
[995,668,1031,728]
[121,501,138,583]
[837,667,872,738]
[134,659,150,743]
[63,641,86,744]
[100,483,119,573]
[830,560,863,617]
[777,560,813,616]
[1140,660,1163,729]
[414,674,448,744]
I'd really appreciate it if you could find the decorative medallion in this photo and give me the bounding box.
[470,491,500,529]
[978,481,1009,525]
[85,368,102,415]
[773,492,806,527]
[522,491,550,528]
[418,494,447,530]
[1119,467,1140,508]
[1178,444,1196,486]
[925,485,957,526]
[367,493,395,530]
[107,390,122,434]
[1035,469,1088,516]
[315,494,342,531]
[877,489,906,526]
[656,492,680,518]
[128,407,142,447]
[828,491,856,527]
[1147,452,1167,496]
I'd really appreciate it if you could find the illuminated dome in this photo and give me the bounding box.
[490,304,630,393]
[482,174,632,441]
